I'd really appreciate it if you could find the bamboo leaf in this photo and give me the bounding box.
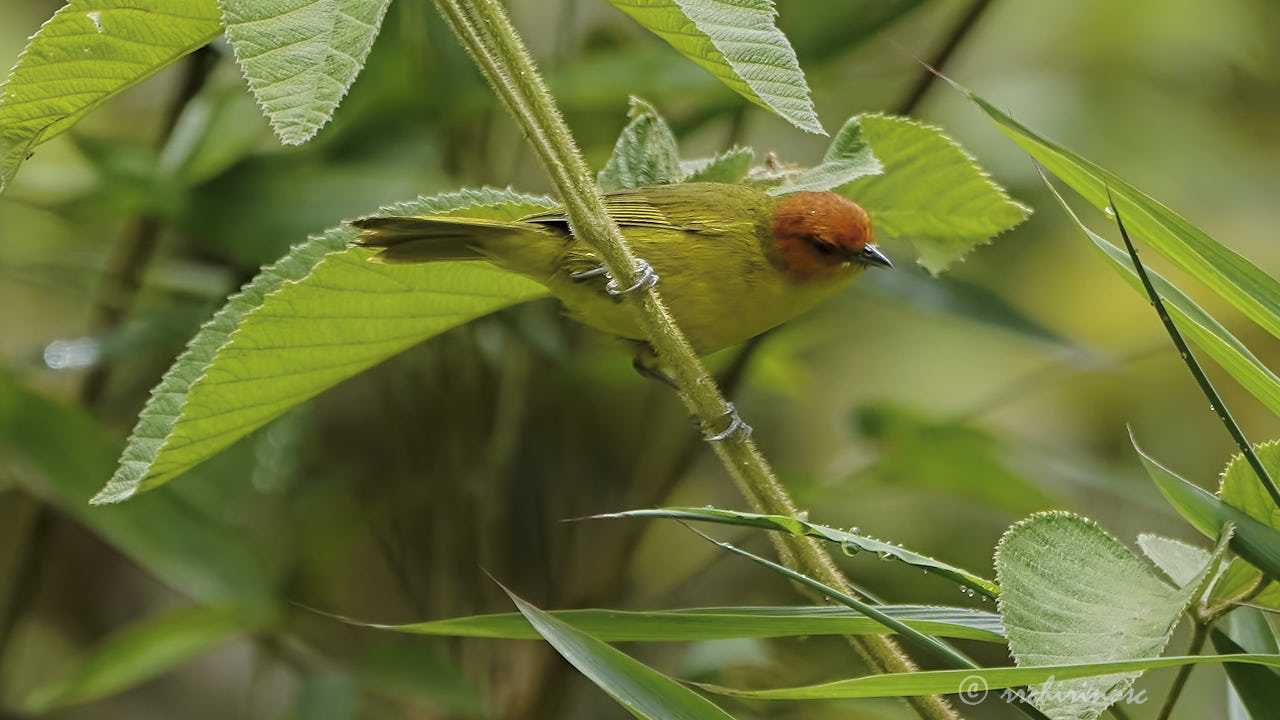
[20,606,243,713]
[965,86,1280,344]
[331,604,1005,643]
[95,189,552,502]
[1132,434,1280,586]
[503,587,738,720]
[698,654,1280,700]
[0,0,223,191]
[594,507,999,597]
[1044,176,1280,419]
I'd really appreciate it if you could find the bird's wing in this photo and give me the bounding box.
[520,187,718,233]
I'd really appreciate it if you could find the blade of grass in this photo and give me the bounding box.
[1107,193,1280,510]
[680,524,1052,720]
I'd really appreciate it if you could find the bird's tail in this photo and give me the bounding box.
[351,215,545,264]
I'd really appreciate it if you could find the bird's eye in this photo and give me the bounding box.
[807,236,839,257]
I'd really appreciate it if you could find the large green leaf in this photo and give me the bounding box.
[767,115,881,195]
[598,96,682,191]
[1133,434,1280,585]
[220,0,391,145]
[504,588,737,720]
[681,146,753,184]
[596,507,999,597]
[95,189,552,503]
[995,512,1227,720]
[839,114,1030,274]
[698,654,1280,700]
[603,0,822,134]
[0,373,275,613]
[334,605,1005,643]
[1213,442,1280,610]
[966,88,1280,343]
[1044,177,1280,419]
[20,606,243,713]
[0,0,223,191]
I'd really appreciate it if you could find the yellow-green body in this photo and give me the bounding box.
[359,183,864,354]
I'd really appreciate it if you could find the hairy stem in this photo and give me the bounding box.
[430,1,956,718]
[1155,623,1207,720]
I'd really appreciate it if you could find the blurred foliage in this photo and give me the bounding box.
[2,0,1280,718]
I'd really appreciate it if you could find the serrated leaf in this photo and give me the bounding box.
[503,587,737,720]
[681,146,752,184]
[604,0,822,134]
[1044,176,1280,421]
[995,512,1228,720]
[839,114,1029,273]
[1213,442,1280,610]
[768,115,881,195]
[96,189,552,503]
[20,606,243,714]
[220,0,391,145]
[331,605,1005,643]
[1137,534,1212,587]
[0,373,275,613]
[0,0,223,191]
[598,96,681,191]
[595,506,999,597]
[1133,434,1280,588]
[698,654,1280,700]
[966,87,1280,346]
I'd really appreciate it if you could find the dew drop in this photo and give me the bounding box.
[841,541,861,557]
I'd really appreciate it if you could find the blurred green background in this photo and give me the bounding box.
[2,0,1279,717]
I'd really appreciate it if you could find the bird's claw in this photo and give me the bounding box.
[706,402,752,442]
[571,258,659,296]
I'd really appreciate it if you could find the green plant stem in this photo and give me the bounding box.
[430,2,956,718]
[1110,198,1280,509]
[1155,623,1207,720]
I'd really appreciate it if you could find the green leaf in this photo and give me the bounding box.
[995,512,1228,720]
[853,402,1057,514]
[698,654,1280,700]
[598,96,682,191]
[1213,442,1280,609]
[95,189,552,503]
[1213,611,1280,720]
[1133,434,1280,585]
[838,114,1030,274]
[0,0,223,191]
[681,146,753,184]
[20,606,243,713]
[0,373,275,614]
[503,587,738,720]
[595,507,999,597]
[1137,534,1212,588]
[965,87,1280,344]
[220,0,391,145]
[284,672,358,720]
[1044,176,1280,420]
[332,605,1006,643]
[603,0,822,135]
[768,115,881,195]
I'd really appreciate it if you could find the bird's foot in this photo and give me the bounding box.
[570,258,659,296]
[706,402,752,442]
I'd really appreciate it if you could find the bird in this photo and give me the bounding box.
[351,182,891,369]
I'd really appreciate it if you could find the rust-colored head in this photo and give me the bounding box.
[771,192,890,282]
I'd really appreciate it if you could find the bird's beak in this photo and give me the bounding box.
[858,244,894,269]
